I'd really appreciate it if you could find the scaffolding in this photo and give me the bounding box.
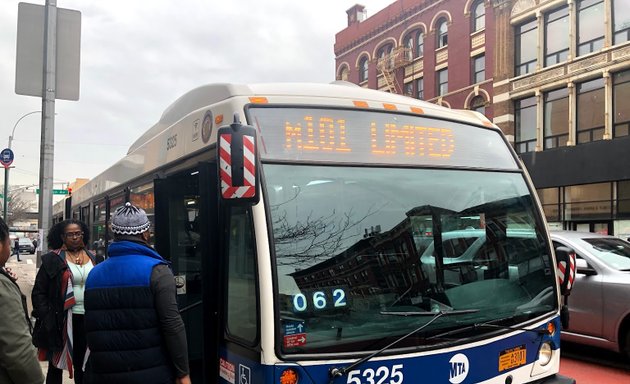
[376,46,411,94]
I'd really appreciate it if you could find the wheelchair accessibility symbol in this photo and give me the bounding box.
[239,364,250,384]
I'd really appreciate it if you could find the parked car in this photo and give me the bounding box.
[18,237,35,254]
[550,230,630,359]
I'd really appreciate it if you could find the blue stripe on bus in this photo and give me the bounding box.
[219,316,561,383]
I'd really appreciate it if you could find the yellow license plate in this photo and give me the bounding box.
[499,345,527,372]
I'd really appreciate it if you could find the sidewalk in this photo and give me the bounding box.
[6,255,74,384]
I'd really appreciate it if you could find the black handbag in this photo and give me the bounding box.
[31,316,47,348]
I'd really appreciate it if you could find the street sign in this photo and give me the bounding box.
[15,3,81,100]
[0,148,14,169]
[35,188,68,195]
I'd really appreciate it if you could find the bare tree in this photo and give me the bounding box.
[272,186,384,267]
[5,189,36,227]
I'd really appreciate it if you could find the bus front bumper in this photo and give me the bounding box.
[535,374,576,384]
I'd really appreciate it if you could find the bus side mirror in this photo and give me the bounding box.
[217,114,260,205]
[555,246,576,296]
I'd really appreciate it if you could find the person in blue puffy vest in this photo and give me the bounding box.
[84,202,190,384]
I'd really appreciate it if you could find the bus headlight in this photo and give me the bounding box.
[538,342,553,366]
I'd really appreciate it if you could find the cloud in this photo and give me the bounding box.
[0,0,392,186]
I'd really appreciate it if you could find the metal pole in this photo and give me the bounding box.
[4,111,41,224]
[38,0,57,267]
[2,167,8,221]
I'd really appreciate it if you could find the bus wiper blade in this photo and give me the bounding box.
[473,322,550,335]
[380,309,479,317]
[427,319,550,342]
[328,310,476,383]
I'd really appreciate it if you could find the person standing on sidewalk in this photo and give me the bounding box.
[32,219,98,384]
[0,217,44,384]
[12,237,21,262]
[84,202,190,384]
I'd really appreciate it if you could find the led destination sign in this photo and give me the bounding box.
[249,107,518,169]
[283,115,455,158]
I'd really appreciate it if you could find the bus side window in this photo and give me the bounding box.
[226,206,258,344]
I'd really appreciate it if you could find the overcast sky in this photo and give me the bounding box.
[0,0,392,188]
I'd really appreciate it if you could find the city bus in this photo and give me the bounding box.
[55,82,576,383]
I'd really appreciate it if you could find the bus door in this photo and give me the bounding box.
[154,162,220,382]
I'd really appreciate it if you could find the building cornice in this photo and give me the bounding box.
[335,0,443,58]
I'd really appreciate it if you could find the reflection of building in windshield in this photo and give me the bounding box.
[289,208,430,303]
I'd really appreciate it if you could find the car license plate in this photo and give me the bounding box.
[499,345,526,371]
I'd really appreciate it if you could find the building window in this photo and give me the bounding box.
[614,0,630,45]
[338,65,349,81]
[576,78,605,144]
[416,77,424,99]
[472,54,485,83]
[377,43,394,70]
[577,0,605,56]
[613,70,630,138]
[436,18,448,48]
[359,56,369,83]
[416,31,424,57]
[543,88,569,149]
[472,0,485,32]
[437,69,448,96]
[537,188,561,222]
[470,96,486,115]
[565,183,612,221]
[404,34,414,60]
[404,30,424,59]
[618,180,630,217]
[515,97,537,153]
[377,44,393,60]
[515,19,537,76]
[404,82,413,96]
[545,7,569,66]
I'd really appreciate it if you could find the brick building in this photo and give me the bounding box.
[334,0,495,117]
[335,0,630,236]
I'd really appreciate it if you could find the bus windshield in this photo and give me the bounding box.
[265,164,556,355]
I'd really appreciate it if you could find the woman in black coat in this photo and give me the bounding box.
[32,219,100,384]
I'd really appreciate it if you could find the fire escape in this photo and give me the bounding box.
[376,46,411,94]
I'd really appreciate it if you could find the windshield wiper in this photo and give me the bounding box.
[328,309,478,383]
[426,316,550,342]
[472,322,550,335]
[380,309,479,317]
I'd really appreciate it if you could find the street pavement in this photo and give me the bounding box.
[6,252,74,384]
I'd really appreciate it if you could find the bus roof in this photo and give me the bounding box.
[71,82,502,203]
[128,82,494,155]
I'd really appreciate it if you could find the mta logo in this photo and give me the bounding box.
[448,353,470,384]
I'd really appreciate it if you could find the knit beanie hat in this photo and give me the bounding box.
[111,202,150,235]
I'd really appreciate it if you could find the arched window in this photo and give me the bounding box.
[470,95,486,115]
[472,0,485,32]
[377,43,393,59]
[404,34,414,60]
[377,43,394,70]
[359,56,369,83]
[404,30,424,59]
[416,31,424,57]
[338,66,349,81]
[437,18,448,48]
